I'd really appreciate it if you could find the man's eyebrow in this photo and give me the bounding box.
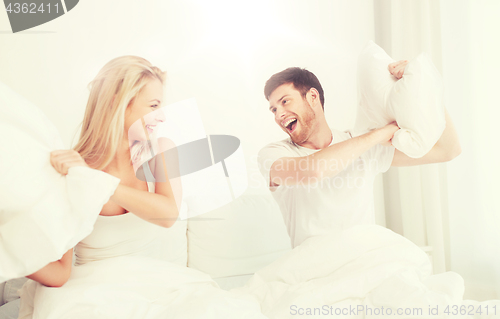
[277,94,289,103]
[269,95,290,111]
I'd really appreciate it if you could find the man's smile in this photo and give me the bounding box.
[282,118,298,133]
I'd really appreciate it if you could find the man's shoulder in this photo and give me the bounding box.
[262,137,295,148]
[257,138,303,167]
[332,128,352,144]
[258,138,298,156]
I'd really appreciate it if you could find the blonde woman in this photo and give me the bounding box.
[18,56,267,319]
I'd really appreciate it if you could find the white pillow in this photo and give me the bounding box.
[0,82,120,282]
[354,40,446,158]
[187,193,291,278]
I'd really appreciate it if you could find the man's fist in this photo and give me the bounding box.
[388,60,409,79]
[378,122,400,147]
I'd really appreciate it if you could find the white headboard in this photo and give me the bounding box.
[186,193,291,278]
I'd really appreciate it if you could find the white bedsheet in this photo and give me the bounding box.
[16,225,500,318]
[0,299,20,319]
[232,225,500,319]
[18,256,267,319]
[0,274,255,319]
[214,274,254,291]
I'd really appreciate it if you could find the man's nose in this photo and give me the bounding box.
[275,106,286,121]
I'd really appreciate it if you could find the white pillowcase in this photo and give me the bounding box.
[354,40,446,158]
[0,82,120,282]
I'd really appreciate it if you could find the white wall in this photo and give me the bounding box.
[440,0,500,300]
[0,0,375,195]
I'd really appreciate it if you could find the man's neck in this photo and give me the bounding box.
[296,120,333,150]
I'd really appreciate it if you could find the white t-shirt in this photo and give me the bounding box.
[257,128,395,248]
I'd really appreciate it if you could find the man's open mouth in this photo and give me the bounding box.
[283,118,297,133]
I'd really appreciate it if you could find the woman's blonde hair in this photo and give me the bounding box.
[73,56,166,170]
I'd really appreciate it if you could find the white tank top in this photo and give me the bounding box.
[74,164,162,266]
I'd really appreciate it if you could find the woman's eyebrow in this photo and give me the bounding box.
[149,99,161,103]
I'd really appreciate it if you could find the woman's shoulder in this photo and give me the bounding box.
[157,137,176,152]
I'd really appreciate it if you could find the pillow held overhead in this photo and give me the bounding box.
[0,82,120,282]
[354,40,446,158]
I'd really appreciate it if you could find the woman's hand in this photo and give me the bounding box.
[388,60,409,79]
[50,150,89,175]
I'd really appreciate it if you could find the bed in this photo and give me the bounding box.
[0,192,292,318]
[3,192,495,319]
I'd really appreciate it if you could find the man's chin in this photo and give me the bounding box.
[283,125,304,144]
[289,133,305,145]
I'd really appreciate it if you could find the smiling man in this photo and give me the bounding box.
[258,65,461,248]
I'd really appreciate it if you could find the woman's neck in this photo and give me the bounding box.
[105,138,133,173]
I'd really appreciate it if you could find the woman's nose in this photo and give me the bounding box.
[155,110,166,123]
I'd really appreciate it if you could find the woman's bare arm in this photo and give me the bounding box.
[50,140,180,228]
[109,182,179,228]
[26,248,73,287]
[111,138,181,228]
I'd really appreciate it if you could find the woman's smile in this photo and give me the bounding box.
[146,124,156,135]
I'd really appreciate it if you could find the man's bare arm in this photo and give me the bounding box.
[392,108,461,166]
[269,123,398,187]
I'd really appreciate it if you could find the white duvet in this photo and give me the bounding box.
[18,225,499,318]
[18,255,268,319]
[232,225,499,319]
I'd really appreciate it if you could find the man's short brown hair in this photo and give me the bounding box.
[264,67,325,110]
